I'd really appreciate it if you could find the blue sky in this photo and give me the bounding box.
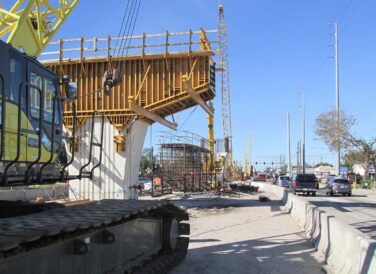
[43,0,376,168]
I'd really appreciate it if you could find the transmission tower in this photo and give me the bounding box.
[218,4,233,166]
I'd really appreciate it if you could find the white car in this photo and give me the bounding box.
[277,176,291,188]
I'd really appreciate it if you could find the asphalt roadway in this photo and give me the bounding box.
[291,187,376,239]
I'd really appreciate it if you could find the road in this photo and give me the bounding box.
[167,192,326,274]
[293,188,376,239]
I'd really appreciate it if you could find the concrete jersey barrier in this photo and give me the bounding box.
[249,181,376,274]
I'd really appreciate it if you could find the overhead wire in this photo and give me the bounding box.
[76,0,142,101]
[118,0,142,74]
[178,106,198,130]
[112,0,131,58]
[114,0,137,60]
[303,0,363,93]
[341,0,363,31]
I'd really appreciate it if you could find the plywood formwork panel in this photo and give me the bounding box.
[44,53,214,131]
[41,29,217,131]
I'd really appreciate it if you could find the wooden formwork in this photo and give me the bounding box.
[41,29,217,131]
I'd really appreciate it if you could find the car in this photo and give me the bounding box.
[257,173,268,182]
[326,177,352,196]
[136,177,153,191]
[277,176,291,188]
[321,174,335,188]
[290,173,317,196]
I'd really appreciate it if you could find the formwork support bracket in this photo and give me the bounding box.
[129,97,177,130]
[182,79,214,116]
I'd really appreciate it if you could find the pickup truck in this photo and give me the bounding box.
[290,173,317,196]
[257,173,268,182]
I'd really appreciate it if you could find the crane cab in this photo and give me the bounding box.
[0,40,66,185]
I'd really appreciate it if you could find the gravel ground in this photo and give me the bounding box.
[168,192,326,274]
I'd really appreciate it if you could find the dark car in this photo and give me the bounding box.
[326,177,352,196]
[290,173,317,196]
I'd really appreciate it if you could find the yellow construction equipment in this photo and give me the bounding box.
[0,0,79,56]
[0,1,199,272]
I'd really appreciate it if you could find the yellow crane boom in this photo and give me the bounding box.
[0,0,79,56]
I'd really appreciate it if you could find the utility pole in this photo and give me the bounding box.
[302,89,306,174]
[287,113,292,176]
[335,22,340,175]
[297,141,301,173]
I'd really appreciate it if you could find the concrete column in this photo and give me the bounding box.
[68,118,148,200]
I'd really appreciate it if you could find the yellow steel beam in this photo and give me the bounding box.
[0,0,79,56]
[183,79,214,116]
[207,102,215,172]
[129,97,177,130]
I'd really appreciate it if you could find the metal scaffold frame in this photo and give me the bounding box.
[158,131,213,192]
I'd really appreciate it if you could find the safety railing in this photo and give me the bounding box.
[40,29,218,61]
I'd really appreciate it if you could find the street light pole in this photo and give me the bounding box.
[302,89,306,174]
[287,113,292,176]
[335,22,340,175]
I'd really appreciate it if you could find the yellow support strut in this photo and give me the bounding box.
[207,102,215,175]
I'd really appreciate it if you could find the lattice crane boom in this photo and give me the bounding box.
[0,0,79,57]
[218,4,233,166]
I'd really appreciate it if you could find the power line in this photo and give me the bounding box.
[115,0,137,60]
[178,106,198,130]
[112,0,131,57]
[119,0,142,74]
[341,0,363,31]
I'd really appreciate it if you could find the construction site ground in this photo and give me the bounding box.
[144,191,328,274]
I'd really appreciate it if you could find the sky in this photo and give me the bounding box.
[28,0,376,169]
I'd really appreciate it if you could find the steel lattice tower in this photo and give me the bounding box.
[218,4,233,166]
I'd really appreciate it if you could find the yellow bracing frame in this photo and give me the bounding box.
[207,102,215,172]
[0,0,79,56]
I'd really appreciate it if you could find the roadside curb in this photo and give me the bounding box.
[250,181,376,274]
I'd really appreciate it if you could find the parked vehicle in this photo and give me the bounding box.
[326,177,352,196]
[290,173,317,196]
[321,174,335,187]
[277,176,291,188]
[257,173,268,182]
[136,177,153,191]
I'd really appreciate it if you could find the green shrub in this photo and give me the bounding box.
[360,179,374,189]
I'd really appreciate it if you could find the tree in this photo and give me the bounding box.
[314,162,333,168]
[314,109,376,179]
[139,147,158,175]
[344,150,367,170]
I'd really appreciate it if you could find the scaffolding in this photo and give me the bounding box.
[159,131,213,192]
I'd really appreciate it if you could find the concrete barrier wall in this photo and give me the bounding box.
[249,181,376,274]
[0,185,68,201]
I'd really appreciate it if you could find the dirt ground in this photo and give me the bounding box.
[168,192,326,274]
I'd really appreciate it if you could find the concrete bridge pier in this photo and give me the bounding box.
[68,118,148,200]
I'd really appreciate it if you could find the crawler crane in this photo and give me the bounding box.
[0,1,189,273]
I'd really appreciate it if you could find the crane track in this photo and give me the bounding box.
[0,199,190,273]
